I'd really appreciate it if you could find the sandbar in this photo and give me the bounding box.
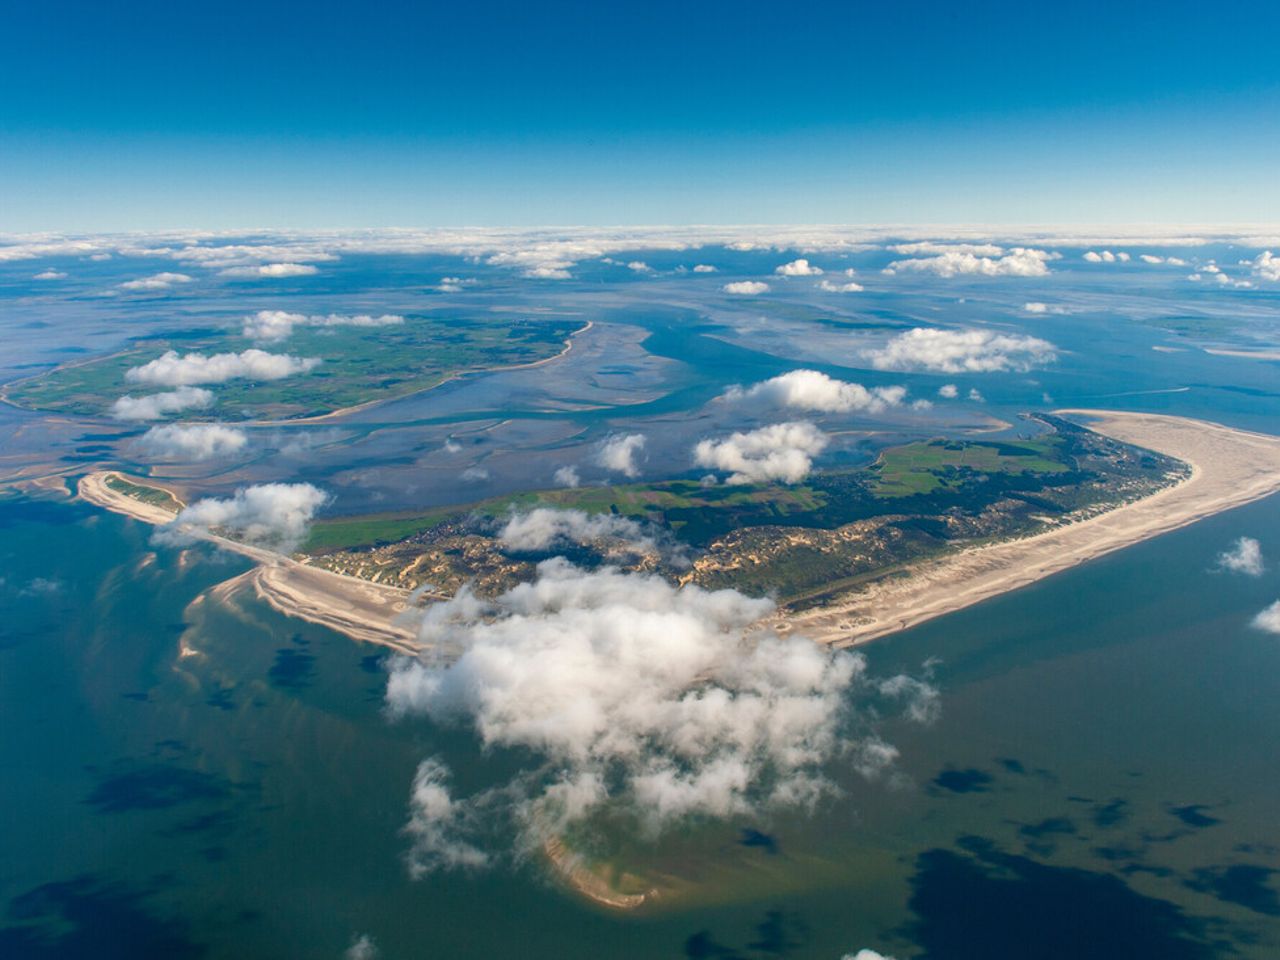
[78,471,420,654]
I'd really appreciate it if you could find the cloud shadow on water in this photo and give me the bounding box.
[905,836,1222,959]
[267,647,316,689]
[930,768,993,794]
[1187,865,1280,917]
[0,875,205,959]
[85,766,231,813]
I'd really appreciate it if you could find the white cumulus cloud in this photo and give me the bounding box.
[722,281,771,295]
[156,482,328,552]
[1253,601,1280,634]
[136,424,248,460]
[722,370,906,414]
[553,465,580,488]
[1083,250,1130,263]
[937,384,958,399]
[219,263,319,278]
[499,508,659,558]
[818,279,865,292]
[694,421,828,485]
[345,934,380,960]
[1248,251,1280,282]
[33,269,67,280]
[889,242,1004,257]
[110,386,215,421]
[596,433,646,478]
[1218,537,1264,576]
[692,264,717,273]
[386,559,878,871]
[776,258,824,277]
[242,309,404,342]
[864,328,1057,373]
[885,248,1055,278]
[126,349,320,386]
[118,272,193,291]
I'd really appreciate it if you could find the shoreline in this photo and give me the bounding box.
[7,320,595,429]
[773,410,1280,647]
[77,471,421,654]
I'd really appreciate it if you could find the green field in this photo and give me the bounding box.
[302,428,1139,556]
[303,418,1185,602]
[7,315,583,421]
[104,473,182,512]
[302,480,826,553]
[301,508,459,552]
[869,438,1068,496]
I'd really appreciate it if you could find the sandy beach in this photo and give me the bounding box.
[78,471,421,654]
[774,410,1280,647]
[77,410,1280,660]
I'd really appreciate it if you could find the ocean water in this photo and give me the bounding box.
[3,247,1280,957]
[2,486,1278,958]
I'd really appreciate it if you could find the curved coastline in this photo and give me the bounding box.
[774,410,1280,647]
[78,471,420,654]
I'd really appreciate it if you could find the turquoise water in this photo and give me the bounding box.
[2,488,1278,958]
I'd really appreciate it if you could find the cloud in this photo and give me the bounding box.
[722,370,906,414]
[118,272,193,291]
[156,482,327,552]
[692,264,717,273]
[842,951,898,960]
[110,386,215,420]
[818,279,865,292]
[553,465,580,488]
[1022,301,1067,315]
[694,421,828,485]
[1140,254,1164,264]
[460,466,490,482]
[523,265,572,279]
[136,424,248,460]
[1218,537,1264,576]
[1188,266,1251,288]
[219,263,319,278]
[863,328,1057,373]
[1248,251,1280,282]
[437,276,478,292]
[885,248,1056,278]
[386,559,879,870]
[626,261,653,273]
[126,349,320,386]
[937,383,958,398]
[596,433,646,478]
[242,309,404,342]
[1083,250,1130,263]
[33,269,67,280]
[498,508,660,559]
[968,388,985,402]
[878,672,940,725]
[1253,601,1280,634]
[776,258,823,277]
[403,759,491,874]
[889,242,1004,257]
[345,934,380,960]
[722,281,771,295]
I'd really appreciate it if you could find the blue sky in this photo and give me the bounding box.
[4,0,1279,230]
